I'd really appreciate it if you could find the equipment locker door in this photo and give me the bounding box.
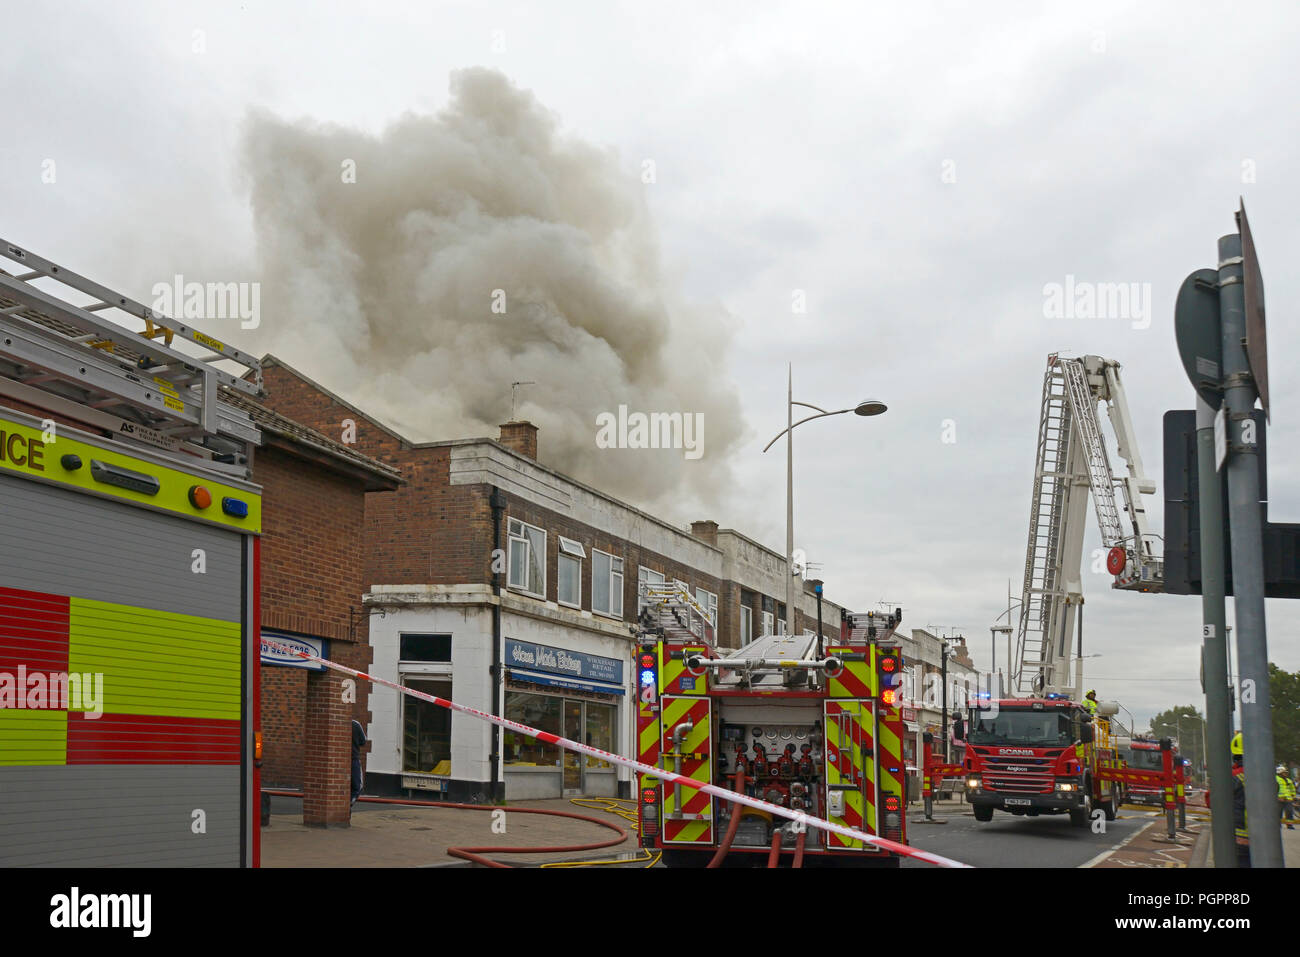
[659,695,713,844]
[823,699,879,851]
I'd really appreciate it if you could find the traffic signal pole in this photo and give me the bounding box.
[1196,395,1236,867]
[1218,232,1282,867]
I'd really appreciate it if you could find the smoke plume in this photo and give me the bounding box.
[238,68,744,516]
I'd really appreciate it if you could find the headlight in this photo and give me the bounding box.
[966,776,982,790]
[1055,780,1077,792]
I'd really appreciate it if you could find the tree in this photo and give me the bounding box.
[1269,664,1300,769]
[1149,704,1205,779]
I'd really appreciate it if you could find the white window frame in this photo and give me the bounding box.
[592,548,624,620]
[739,605,752,645]
[639,567,666,586]
[762,611,774,636]
[694,587,718,627]
[558,554,581,609]
[507,518,546,599]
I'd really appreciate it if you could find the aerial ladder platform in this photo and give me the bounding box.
[1015,354,1162,696]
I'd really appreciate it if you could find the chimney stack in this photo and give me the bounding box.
[499,421,538,459]
[689,520,719,547]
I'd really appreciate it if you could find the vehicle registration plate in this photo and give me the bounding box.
[1004,798,1031,806]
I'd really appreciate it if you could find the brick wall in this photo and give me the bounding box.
[254,440,373,824]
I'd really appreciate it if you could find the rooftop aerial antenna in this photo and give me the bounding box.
[510,381,535,421]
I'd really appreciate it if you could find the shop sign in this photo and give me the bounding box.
[261,631,327,672]
[505,639,623,684]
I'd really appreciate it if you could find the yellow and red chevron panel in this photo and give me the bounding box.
[659,643,708,696]
[0,584,241,766]
[876,701,906,843]
[660,695,713,844]
[827,646,875,699]
[824,699,876,849]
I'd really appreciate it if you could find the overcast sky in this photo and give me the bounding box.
[4,1,1298,729]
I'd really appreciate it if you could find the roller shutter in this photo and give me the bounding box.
[0,448,257,867]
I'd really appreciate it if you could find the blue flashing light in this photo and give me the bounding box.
[222,497,249,518]
[640,668,656,687]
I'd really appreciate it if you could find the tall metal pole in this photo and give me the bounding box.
[1218,232,1281,866]
[1198,390,1235,865]
[786,364,794,636]
[940,641,949,763]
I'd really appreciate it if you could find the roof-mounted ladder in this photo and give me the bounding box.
[0,239,262,463]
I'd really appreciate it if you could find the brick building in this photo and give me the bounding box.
[256,355,852,803]
[224,392,400,825]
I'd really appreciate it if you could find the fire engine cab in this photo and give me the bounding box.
[635,582,908,867]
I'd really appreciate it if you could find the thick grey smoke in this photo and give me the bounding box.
[238,68,744,515]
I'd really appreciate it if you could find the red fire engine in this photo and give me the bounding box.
[635,584,908,867]
[949,694,1123,826]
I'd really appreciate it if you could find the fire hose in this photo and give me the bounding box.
[766,828,783,868]
[261,637,970,868]
[707,767,746,868]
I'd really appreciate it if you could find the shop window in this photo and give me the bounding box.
[592,549,624,619]
[507,518,545,597]
[585,701,616,769]
[402,678,452,774]
[504,693,562,767]
[399,633,451,663]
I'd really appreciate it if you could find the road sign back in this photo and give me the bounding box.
[1237,200,1269,421]
[1174,267,1222,409]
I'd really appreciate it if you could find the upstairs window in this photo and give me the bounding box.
[508,518,546,597]
[592,549,624,618]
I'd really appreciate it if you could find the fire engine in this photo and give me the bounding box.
[635,582,909,867]
[0,240,263,866]
[1120,736,1184,809]
[953,693,1123,825]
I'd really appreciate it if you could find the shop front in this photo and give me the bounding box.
[503,639,624,799]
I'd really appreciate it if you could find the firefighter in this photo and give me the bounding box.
[1082,690,1099,718]
[1230,734,1250,867]
[1276,765,1295,830]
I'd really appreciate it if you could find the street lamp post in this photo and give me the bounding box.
[762,365,885,636]
[990,625,1013,697]
[992,593,1023,691]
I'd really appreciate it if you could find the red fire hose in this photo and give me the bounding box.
[766,828,784,868]
[792,825,807,868]
[707,767,747,868]
[262,790,628,867]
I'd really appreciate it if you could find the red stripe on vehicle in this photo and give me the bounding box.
[0,586,70,673]
[66,712,241,764]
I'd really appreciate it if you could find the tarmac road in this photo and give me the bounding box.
[901,804,1159,868]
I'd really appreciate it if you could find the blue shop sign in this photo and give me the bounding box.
[505,639,623,685]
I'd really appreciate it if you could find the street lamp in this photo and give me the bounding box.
[990,625,1013,697]
[762,364,886,634]
[993,595,1023,691]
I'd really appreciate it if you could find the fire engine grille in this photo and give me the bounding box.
[983,755,1055,794]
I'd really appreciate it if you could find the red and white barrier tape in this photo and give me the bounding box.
[261,637,969,868]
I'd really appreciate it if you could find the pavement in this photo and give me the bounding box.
[1196,808,1300,868]
[260,794,643,868]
